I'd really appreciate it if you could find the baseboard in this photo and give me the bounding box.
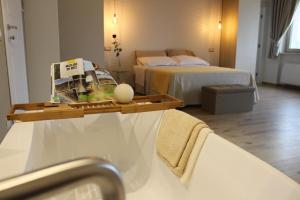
[261,82,278,86]
[262,82,300,91]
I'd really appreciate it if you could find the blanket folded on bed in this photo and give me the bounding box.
[147,66,237,95]
[156,109,209,177]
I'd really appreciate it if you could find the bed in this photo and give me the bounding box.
[133,50,259,106]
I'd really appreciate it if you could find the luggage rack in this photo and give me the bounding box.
[7,95,183,122]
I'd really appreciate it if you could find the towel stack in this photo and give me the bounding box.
[156,109,209,178]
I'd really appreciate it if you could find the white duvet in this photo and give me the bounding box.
[133,65,259,106]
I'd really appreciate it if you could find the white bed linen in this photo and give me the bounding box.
[137,56,177,66]
[133,65,259,105]
[134,65,147,89]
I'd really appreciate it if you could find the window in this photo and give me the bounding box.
[287,4,300,51]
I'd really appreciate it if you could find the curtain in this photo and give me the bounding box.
[269,0,299,58]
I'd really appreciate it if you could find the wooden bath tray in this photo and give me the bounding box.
[7,95,183,122]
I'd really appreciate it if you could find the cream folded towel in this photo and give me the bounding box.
[157,109,209,177]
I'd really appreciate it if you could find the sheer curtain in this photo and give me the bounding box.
[269,0,300,58]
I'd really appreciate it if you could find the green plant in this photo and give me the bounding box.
[112,34,122,57]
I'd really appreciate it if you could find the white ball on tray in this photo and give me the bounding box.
[114,83,134,103]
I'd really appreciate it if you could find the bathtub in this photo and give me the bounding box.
[1,111,300,200]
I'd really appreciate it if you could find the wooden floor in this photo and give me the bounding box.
[183,84,300,183]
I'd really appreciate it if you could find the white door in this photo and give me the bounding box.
[1,0,28,104]
[256,3,270,83]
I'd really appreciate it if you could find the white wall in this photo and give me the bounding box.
[23,0,60,102]
[58,0,104,65]
[280,62,300,86]
[258,0,300,85]
[104,0,222,71]
[235,0,261,76]
[264,54,300,84]
[23,0,105,102]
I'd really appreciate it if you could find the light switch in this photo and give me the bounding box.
[104,46,112,51]
[208,48,215,52]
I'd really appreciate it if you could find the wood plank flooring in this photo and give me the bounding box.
[183,84,300,183]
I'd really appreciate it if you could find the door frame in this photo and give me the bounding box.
[256,1,271,83]
[1,0,29,104]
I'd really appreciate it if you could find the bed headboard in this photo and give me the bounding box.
[135,50,167,60]
[166,49,195,57]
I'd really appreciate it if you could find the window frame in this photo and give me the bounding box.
[286,5,300,53]
[286,31,300,53]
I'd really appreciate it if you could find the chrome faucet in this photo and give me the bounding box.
[0,158,125,200]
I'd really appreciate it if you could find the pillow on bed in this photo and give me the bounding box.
[172,55,210,66]
[137,56,177,67]
[166,49,195,57]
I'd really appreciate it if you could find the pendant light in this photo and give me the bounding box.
[218,21,222,30]
[112,0,118,24]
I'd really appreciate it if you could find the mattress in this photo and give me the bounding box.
[133,65,259,105]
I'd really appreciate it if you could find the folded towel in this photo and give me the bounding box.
[180,127,212,183]
[156,109,209,177]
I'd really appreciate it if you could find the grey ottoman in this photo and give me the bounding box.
[201,85,255,114]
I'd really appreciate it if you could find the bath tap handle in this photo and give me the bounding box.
[0,158,125,200]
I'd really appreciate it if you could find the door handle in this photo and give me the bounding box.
[9,35,15,41]
[7,24,18,30]
[0,29,2,41]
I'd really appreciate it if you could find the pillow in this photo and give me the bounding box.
[166,49,195,57]
[172,55,210,66]
[137,56,177,67]
[135,50,167,58]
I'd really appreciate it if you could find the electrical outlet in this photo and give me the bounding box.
[104,46,112,51]
[208,48,215,52]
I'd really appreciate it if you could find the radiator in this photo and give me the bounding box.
[280,63,300,86]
